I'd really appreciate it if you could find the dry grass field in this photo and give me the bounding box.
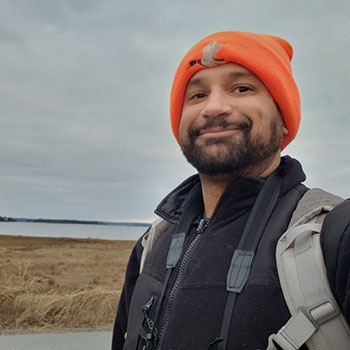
[0,235,134,334]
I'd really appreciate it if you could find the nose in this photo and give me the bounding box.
[200,89,232,119]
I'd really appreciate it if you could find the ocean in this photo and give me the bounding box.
[0,221,149,241]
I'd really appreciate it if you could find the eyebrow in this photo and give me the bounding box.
[187,71,255,89]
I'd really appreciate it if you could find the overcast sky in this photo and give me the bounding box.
[1,0,350,221]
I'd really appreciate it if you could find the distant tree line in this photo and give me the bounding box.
[0,216,150,227]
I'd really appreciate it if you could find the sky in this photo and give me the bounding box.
[1,0,350,221]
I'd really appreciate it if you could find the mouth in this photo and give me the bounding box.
[198,125,241,138]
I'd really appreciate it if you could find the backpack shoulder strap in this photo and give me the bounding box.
[267,188,350,350]
[288,188,343,228]
[140,218,170,274]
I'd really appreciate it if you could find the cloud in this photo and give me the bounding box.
[1,0,349,221]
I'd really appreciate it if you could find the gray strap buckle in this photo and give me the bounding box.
[307,300,339,328]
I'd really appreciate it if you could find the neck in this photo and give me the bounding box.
[199,174,232,218]
[199,154,282,218]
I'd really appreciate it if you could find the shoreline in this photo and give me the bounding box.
[1,325,112,336]
[0,222,145,240]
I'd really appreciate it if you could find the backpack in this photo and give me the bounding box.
[267,188,350,350]
[139,188,350,350]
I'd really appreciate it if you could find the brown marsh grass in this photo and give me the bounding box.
[0,235,134,333]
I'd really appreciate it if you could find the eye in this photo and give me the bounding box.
[189,92,207,100]
[233,85,253,94]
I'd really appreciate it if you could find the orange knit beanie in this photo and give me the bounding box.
[170,31,300,150]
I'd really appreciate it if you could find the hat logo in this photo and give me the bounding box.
[189,40,224,67]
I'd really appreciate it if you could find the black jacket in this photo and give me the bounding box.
[112,156,350,350]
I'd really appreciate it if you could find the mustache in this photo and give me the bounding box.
[190,117,252,137]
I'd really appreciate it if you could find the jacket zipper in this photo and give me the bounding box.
[154,209,178,225]
[156,218,209,349]
[154,182,232,348]
[154,182,230,226]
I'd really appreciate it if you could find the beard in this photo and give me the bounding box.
[179,115,283,177]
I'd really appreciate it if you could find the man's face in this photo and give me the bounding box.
[178,63,285,176]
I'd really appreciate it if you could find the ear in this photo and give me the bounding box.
[278,112,288,136]
[276,106,288,136]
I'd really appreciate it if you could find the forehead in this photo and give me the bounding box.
[186,63,263,89]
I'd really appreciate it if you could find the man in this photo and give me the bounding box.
[112,31,350,350]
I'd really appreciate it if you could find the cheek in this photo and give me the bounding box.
[178,116,186,136]
[178,114,189,143]
[252,101,279,129]
[178,108,193,135]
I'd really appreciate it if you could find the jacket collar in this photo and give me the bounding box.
[154,156,306,224]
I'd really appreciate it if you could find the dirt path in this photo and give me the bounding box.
[0,235,134,333]
[0,330,112,350]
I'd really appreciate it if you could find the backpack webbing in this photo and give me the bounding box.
[268,188,350,350]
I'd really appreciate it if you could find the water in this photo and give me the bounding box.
[0,331,112,350]
[0,222,149,241]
